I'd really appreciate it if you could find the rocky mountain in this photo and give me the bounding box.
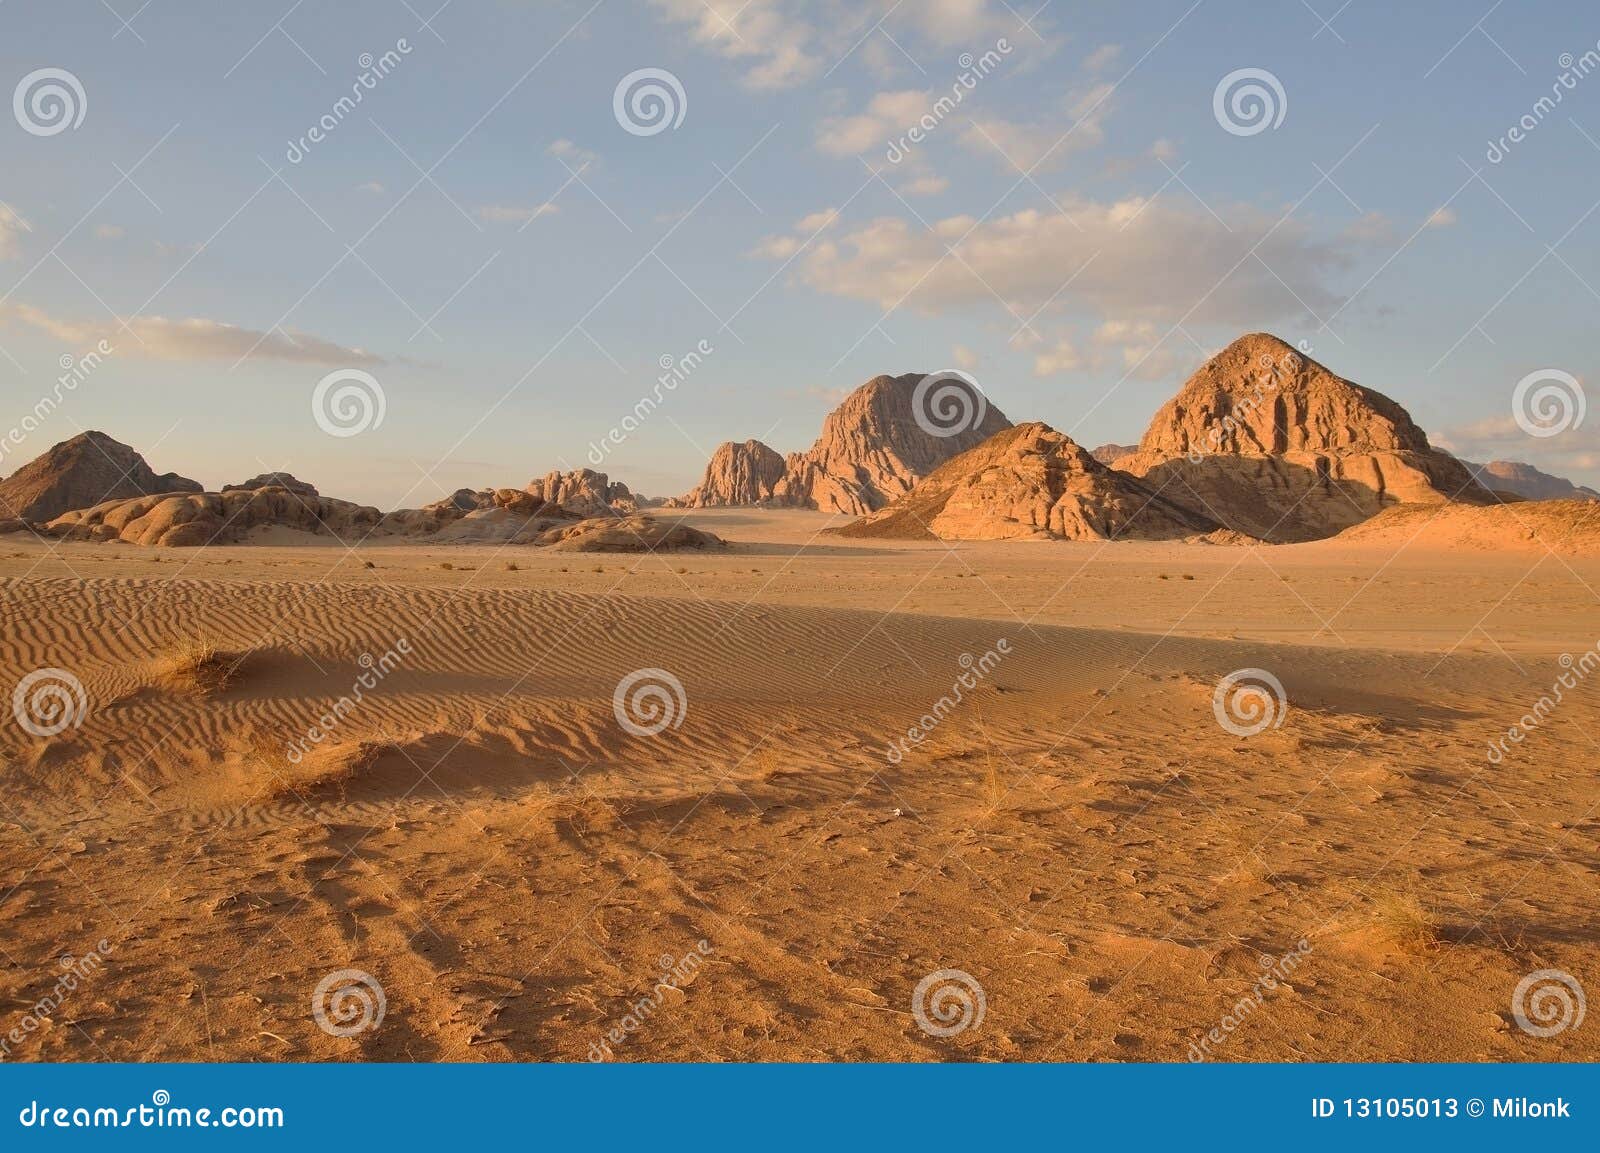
[679,372,1011,514]
[0,431,201,524]
[1461,459,1599,502]
[838,422,1220,542]
[1112,334,1489,542]
[677,439,788,507]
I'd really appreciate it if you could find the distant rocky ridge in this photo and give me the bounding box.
[838,422,1220,542]
[676,372,1012,514]
[1111,334,1491,542]
[1,444,704,549]
[7,338,1596,550]
[222,472,318,497]
[0,431,200,524]
[1461,459,1599,503]
[1090,443,1137,467]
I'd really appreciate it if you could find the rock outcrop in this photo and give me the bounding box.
[1461,459,1599,503]
[427,470,649,519]
[525,469,643,517]
[46,486,391,547]
[838,423,1220,542]
[1113,334,1490,542]
[1090,443,1137,467]
[536,514,725,552]
[222,472,319,497]
[678,439,788,507]
[0,431,201,523]
[678,372,1012,514]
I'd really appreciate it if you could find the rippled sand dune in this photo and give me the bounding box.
[1,514,1596,1061]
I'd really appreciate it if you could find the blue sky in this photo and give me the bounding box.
[2,0,1598,506]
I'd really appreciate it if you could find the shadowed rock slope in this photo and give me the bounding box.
[0,431,200,523]
[1113,334,1489,542]
[838,422,1221,542]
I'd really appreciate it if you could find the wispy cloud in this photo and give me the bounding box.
[477,202,559,224]
[2,303,385,365]
[648,0,819,88]
[0,203,31,259]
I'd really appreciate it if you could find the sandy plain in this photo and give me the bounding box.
[0,507,1596,1061]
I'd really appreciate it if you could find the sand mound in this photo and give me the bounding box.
[1332,498,1600,554]
[535,514,725,552]
[838,422,1220,542]
[1115,334,1490,542]
[679,371,1012,513]
[0,431,201,522]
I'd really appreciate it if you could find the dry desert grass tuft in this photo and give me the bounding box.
[153,636,239,696]
[1370,888,1441,954]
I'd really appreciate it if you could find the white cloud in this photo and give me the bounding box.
[898,171,949,196]
[1091,319,1195,381]
[357,181,386,195]
[1030,337,1080,376]
[648,0,819,88]
[959,83,1115,171]
[749,234,802,260]
[3,304,384,365]
[898,0,1017,47]
[778,197,1349,329]
[0,203,30,259]
[796,207,840,232]
[816,90,928,156]
[94,223,124,240]
[476,202,559,224]
[1425,206,1458,228]
[1084,44,1121,72]
[952,343,978,369]
[547,138,598,167]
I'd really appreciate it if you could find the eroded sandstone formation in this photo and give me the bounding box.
[839,422,1220,542]
[1112,334,1489,542]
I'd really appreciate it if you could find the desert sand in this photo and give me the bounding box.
[2,503,1597,1062]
